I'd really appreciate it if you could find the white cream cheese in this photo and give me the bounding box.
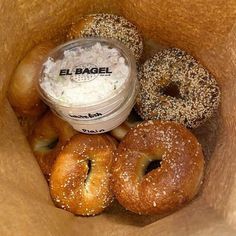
[40,42,129,105]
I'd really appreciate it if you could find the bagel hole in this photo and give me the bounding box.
[144,160,162,175]
[34,137,59,152]
[47,137,59,149]
[85,159,92,183]
[162,82,181,98]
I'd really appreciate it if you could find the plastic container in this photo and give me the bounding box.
[38,38,138,133]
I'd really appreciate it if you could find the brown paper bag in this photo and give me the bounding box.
[0,0,236,235]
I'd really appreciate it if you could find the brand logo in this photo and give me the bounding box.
[59,63,112,82]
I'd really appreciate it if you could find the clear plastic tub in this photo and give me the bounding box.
[38,38,138,133]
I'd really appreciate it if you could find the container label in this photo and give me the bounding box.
[69,112,103,119]
[81,128,106,134]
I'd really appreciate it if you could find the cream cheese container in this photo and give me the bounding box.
[38,38,138,133]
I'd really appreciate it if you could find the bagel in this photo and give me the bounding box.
[30,111,76,178]
[110,120,140,141]
[135,48,220,128]
[8,41,55,116]
[16,112,43,138]
[112,120,204,215]
[50,134,116,216]
[67,13,143,61]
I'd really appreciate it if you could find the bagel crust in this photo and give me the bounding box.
[67,13,143,61]
[50,134,116,216]
[112,120,204,215]
[110,120,140,141]
[8,42,55,116]
[30,112,76,177]
[135,48,220,128]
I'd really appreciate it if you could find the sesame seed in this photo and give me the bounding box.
[135,48,220,128]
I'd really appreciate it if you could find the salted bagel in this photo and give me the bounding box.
[30,111,76,178]
[50,134,116,216]
[112,120,204,215]
[8,41,55,116]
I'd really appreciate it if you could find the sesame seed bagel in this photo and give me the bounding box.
[67,13,143,61]
[112,120,205,215]
[50,134,117,216]
[135,48,220,128]
[30,111,76,178]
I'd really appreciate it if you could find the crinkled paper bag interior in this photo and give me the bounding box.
[0,0,236,235]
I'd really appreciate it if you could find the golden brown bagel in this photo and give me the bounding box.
[50,134,116,216]
[17,111,45,138]
[30,111,76,178]
[8,41,55,116]
[112,120,204,215]
[110,120,140,141]
[67,13,143,61]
